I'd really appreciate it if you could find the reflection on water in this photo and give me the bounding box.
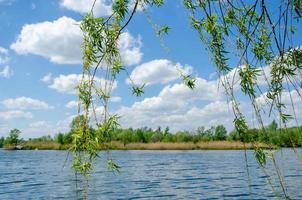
[0,149,301,199]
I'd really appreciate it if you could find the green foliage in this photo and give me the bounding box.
[3,122,302,149]
[214,125,227,140]
[157,25,170,36]
[228,120,302,147]
[112,60,124,78]
[239,65,260,98]
[292,0,302,17]
[107,159,121,172]
[182,75,196,89]
[255,148,266,167]
[132,84,145,96]
[268,120,278,132]
[112,0,129,19]
[69,1,302,197]
[70,115,86,130]
[143,0,164,7]
[55,133,64,145]
[5,129,21,145]
[0,137,4,148]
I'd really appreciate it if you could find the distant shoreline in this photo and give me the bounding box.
[4,141,272,151]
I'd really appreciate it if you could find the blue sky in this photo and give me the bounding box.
[0,0,301,138]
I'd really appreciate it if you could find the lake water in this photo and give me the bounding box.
[0,149,302,199]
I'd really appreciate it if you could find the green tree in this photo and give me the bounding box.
[175,131,191,142]
[151,131,163,142]
[56,133,64,145]
[120,129,133,146]
[162,133,175,143]
[63,131,73,144]
[268,120,278,132]
[135,128,146,143]
[205,126,215,140]
[195,126,211,141]
[5,129,21,145]
[0,137,4,148]
[214,125,227,140]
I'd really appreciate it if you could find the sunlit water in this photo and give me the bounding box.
[0,149,302,199]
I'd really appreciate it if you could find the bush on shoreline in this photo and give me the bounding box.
[2,120,301,150]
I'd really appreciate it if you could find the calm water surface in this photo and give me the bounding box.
[0,149,302,199]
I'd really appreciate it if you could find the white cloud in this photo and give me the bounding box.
[1,97,53,110]
[0,110,33,120]
[256,65,272,86]
[256,89,302,116]
[49,74,117,94]
[118,100,233,132]
[11,16,82,64]
[116,73,228,132]
[0,46,9,64]
[128,59,192,85]
[159,77,222,102]
[11,17,142,66]
[60,0,112,17]
[219,64,294,90]
[118,32,143,66]
[41,73,52,83]
[66,100,79,109]
[0,66,13,78]
[110,96,121,103]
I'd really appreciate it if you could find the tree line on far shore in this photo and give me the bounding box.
[1,116,301,148]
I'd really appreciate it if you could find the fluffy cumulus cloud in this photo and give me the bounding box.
[49,74,117,94]
[118,100,233,132]
[128,59,192,85]
[11,16,142,65]
[217,65,271,92]
[118,32,143,66]
[11,17,82,64]
[60,0,112,17]
[117,74,230,131]
[255,89,302,117]
[0,66,13,78]
[1,97,53,110]
[0,110,33,120]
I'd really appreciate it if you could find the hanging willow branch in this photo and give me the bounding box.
[69,0,302,198]
[184,0,302,198]
[71,0,168,193]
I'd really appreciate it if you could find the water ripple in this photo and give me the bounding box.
[0,149,301,199]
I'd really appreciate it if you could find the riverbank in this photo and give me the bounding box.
[4,141,272,150]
